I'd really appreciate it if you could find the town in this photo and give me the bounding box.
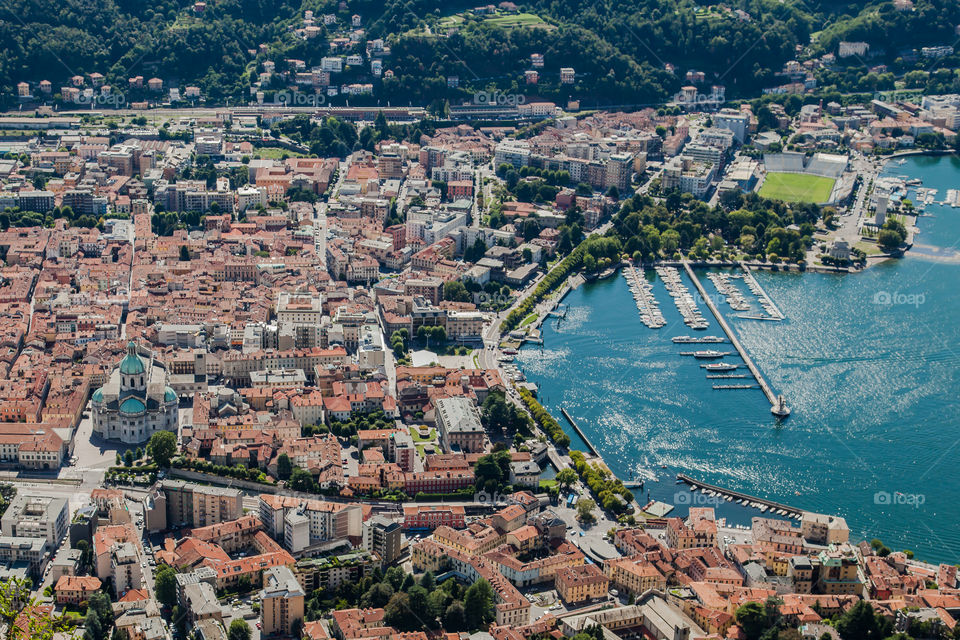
[1,35,960,640]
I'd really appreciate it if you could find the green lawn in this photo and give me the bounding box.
[520,313,539,327]
[409,427,436,443]
[759,172,836,204]
[254,146,305,159]
[486,12,545,27]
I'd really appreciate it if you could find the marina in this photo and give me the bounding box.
[672,335,726,343]
[624,267,666,329]
[655,266,709,330]
[707,272,751,312]
[682,261,789,417]
[514,155,960,563]
[739,264,785,321]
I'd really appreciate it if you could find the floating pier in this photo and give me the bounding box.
[682,261,789,417]
[560,407,600,457]
[713,384,759,390]
[706,374,750,379]
[677,473,804,519]
[740,263,785,320]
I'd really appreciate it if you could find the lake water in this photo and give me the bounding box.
[516,154,960,563]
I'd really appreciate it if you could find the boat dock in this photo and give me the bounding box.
[682,261,788,415]
[560,407,600,457]
[740,263,785,320]
[676,472,804,519]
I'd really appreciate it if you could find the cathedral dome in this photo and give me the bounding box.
[119,342,146,375]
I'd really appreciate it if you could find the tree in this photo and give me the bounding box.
[123,450,134,467]
[148,431,177,468]
[0,576,77,640]
[556,468,578,489]
[576,498,596,522]
[419,571,436,592]
[464,578,494,629]
[443,280,471,302]
[384,592,413,630]
[179,245,190,261]
[736,602,767,640]
[877,229,903,252]
[289,467,316,492]
[444,602,467,632]
[406,586,432,628]
[88,592,113,631]
[154,565,178,608]
[385,566,406,592]
[83,609,102,640]
[276,453,293,480]
[836,600,892,640]
[228,620,251,640]
[361,582,394,608]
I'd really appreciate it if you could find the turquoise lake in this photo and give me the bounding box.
[516,154,960,564]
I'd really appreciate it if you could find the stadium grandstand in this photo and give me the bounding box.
[762,152,848,178]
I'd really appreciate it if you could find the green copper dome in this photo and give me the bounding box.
[119,397,146,414]
[119,342,146,375]
[91,388,103,403]
[164,387,177,403]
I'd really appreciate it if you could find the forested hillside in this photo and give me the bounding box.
[3,0,959,109]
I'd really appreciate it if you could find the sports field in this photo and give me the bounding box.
[759,172,835,204]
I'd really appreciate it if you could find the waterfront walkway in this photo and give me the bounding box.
[682,261,785,412]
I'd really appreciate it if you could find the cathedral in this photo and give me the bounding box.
[91,342,179,444]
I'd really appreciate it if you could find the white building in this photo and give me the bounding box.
[713,109,749,143]
[91,342,179,444]
[236,185,267,211]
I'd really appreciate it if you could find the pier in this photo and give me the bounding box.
[682,261,787,415]
[740,263,785,320]
[676,473,804,519]
[560,407,600,457]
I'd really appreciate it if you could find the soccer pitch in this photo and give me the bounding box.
[759,172,836,204]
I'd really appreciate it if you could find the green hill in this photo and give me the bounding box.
[2,0,959,110]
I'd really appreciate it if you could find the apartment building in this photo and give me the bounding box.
[0,495,68,547]
[361,516,401,565]
[555,564,610,604]
[146,480,243,531]
[259,494,362,550]
[259,565,305,636]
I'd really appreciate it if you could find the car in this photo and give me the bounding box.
[256,623,261,630]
